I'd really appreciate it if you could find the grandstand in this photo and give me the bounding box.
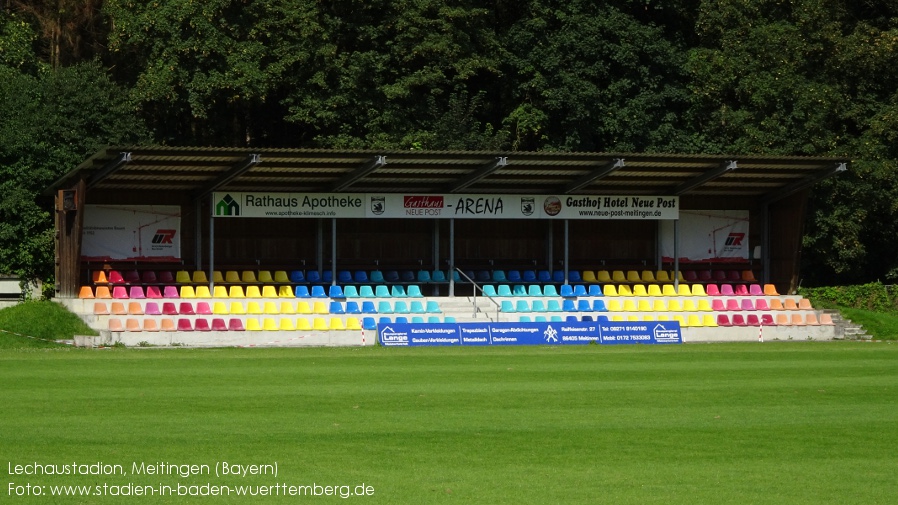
[47,148,848,346]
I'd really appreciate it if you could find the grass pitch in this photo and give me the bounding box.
[1,342,896,504]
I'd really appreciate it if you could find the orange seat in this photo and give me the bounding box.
[128,302,144,315]
[93,302,109,315]
[798,298,813,310]
[763,284,780,296]
[805,313,820,325]
[768,299,784,310]
[78,286,95,299]
[110,302,127,315]
[92,271,109,284]
[125,318,142,331]
[790,313,806,326]
[775,314,790,326]
[94,286,112,299]
[143,319,159,332]
[819,313,835,325]
[783,298,799,310]
[108,319,124,332]
[160,318,176,332]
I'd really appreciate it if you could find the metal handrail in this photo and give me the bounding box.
[455,268,501,321]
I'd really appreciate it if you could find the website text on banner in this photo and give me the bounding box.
[213,193,679,220]
[378,321,682,347]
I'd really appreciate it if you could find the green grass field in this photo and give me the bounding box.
[2,341,896,504]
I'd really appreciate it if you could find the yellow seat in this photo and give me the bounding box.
[245,318,262,331]
[246,302,263,314]
[682,299,697,311]
[346,317,362,330]
[686,315,703,327]
[657,315,670,321]
[702,314,718,327]
[673,315,686,325]
[278,285,294,298]
[691,284,706,296]
[329,318,346,330]
[622,299,637,312]
[627,315,639,321]
[296,318,312,330]
[612,270,627,282]
[229,302,246,314]
[213,285,229,298]
[626,270,641,283]
[697,299,713,311]
[279,302,295,314]
[180,286,196,298]
[296,301,312,314]
[228,286,245,298]
[245,285,262,298]
[641,270,656,282]
[652,300,667,311]
[261,285,278,298]
[581,270,598,283]
[677,284,691,296]
[647,284,663,296]
[655,270,671,283]
[668,300,683,312]
[313,317,328,331]
[212,271,224,283]
[596,270,612,282]
[263,302,279,314]
[274,271,290,283]
[279,318,296,331]
[195,286,212,298]
[312,301,329,314]
[258,271,274,283]
[632,284,647,296]
[262,318,278,331]
[637,299,652,311]
[604,285,619,297]
[192,271,208,284]
[642,315,655,321]
[618,285,633,296]
[225,271,241,283]
[661,284,677,296]
[607,300,622,312]
[175,271,191,284]
[241,271,258,283]
[212,302,229,315]
[611,315,625,321]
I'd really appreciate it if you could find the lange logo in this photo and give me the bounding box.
[725,232,745,246]
[216,194,240,216]
[152,229,176,244]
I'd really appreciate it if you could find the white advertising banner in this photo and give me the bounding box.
[81,205,181,261]
[660,210,749,261]
[212,192,679,220]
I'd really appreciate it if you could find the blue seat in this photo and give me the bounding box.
[394,316,408,324]
[597,315,609,322]
[411,316,425,324]
[562,299,577,312]
[560,284,575,297]
[543,285,558,297]
[552,270,565,282]
[531,300,546,312]
[289,270,305,283]
[294,285,310,298]
[354,270,369,283]
[497,285,512,296]
[538,270,552,282]
[390,285,407,297]
[337,270,353,283]
[329,301,345,314]
[425,301,441,313]
[527,285,542,297]
[431,270,446,282]
[406,285,423,297]
[393,301,409,314]
[417,270,431,282]
[577,299,591,312]
[305,270,321,283]
[384,270,400,282]
[500,300,515,312]
[345,301,361,314]
[375,285,391,297]
[507,270,522,282]
[547,299,562,312]
[328,285,345,298]
[409,301,426,314]
[362,317,377,330]
[361,301,377,314]
[369,270,385,283]
[342,285,359,298]
[377,301,393,314]
[522,270,537,282]
[581,315,593,321]
[573,284,588,297]
[593,300,607,312]
[378,316,392,325]
[492,270,507,282]
[512,285,527,296]
[477,270,493,282]
[321,271,333,283]
[311,285,327,298]
[482,285,498,297]
[566,315,579,322]
[359,285,375,298]
[569,271,582,283]
[516,300,531,312]
[400,270,416,282]
[588,284,603,296]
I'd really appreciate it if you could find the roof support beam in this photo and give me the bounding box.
[331,155,387,192]
[563,158,625,194]
[86,152,131,190]
[194,153,261,200]
[672,160,737,196]
[761,162,847,205]
[448,157,507,193]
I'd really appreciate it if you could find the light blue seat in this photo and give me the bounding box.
[417,270,431,282]
[369,270,385,283]
[328,285,345,298]
[310,285,327,298]
[515,300,531,312]
[377,301,393,314]
[497,285,513,296]
[593,300,607,312]
[588,284,603,296]
[406,285,423,297]
[547,299,562,312]
[577,299,591,312]
[550,315,563,322]
[562,299,577,312]
[512,285,527,296]
[573,284,588,297]
[411,316,425,324]
[390,285,407,297]
[500,300,515,312]
[492,270,507,282]
[375,285,391,297]
[425,301,441,313]
[361,301,377,314]
[482,285,498,297]
[443,316,456,323]
[393,301,410,314]
[535,315,547,322]
[294,285,310,298]
[531,300,546,312]
[359,285,375,298]
[409,301,425,314]
[431,270,447,282]
[345,301,361,314]
[329,301,345,314]
[542,285,558,297]
[519,316,532,322]
[342,285,359,298]
[362,317,377,330]
[427,316,441,323]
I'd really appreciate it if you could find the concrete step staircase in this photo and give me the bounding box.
[823,309,871,340]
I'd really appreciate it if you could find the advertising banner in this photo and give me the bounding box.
[378,320,681,347]
[213,192,679,220]
[660,210,749,261]
[81,205,181,261]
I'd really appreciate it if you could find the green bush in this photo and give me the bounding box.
[799,282,898,313]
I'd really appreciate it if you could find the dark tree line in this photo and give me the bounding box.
[2,0,897,288]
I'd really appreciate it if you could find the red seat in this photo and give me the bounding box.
[146,285,163,298]
[761,314,776,326]
[731,314,747,326]
[194,318,211,331]
[142,270,158,283]
[228,319,246,331]
[705,284,720,296]
[178,302,195,315]
[211,318,228,331]
[176,319,193,331]
[734,284,749,296]
[716,314,731,326]
[746,314,760,326]
[108,270,126,284]
[124,270,141,283]
[162,302,178,315]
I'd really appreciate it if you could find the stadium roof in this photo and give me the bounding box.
[51,146,849,202]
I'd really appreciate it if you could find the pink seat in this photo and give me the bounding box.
[177,319,193,331]
[162,302,178,315]
[711,299,726,311]
[761,314,776,326]
[749,284,764,296]
[716,314,732,326]
[196,302,212,315]
[705,284,720,296]
[228,319,246,331]
[144,302,161,315]
[146,285,163,298]
[731,314,747,326]
[108,270,126,284]
[755,298,770,311]
[720,284,735,296]
[129,286,146,299]
[178,302,195,315]
[112,285,129,299]
[725,299,740,311]
[194,318,211,331]
[163,285,180,298]
[211,318,228,331]
[734,284,749,296]
[746,314,760,326]
[740,298,755,311]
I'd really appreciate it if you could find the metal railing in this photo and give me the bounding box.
[455,268,501,321]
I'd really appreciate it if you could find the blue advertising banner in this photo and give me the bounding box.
[597,320,682,344]
[378,321,603,347]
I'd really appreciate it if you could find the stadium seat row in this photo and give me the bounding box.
[94,300,442,316]
[107,316,457,332]
[498,297,812,313]
[79,284,429,299]
[515,313,833,326]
